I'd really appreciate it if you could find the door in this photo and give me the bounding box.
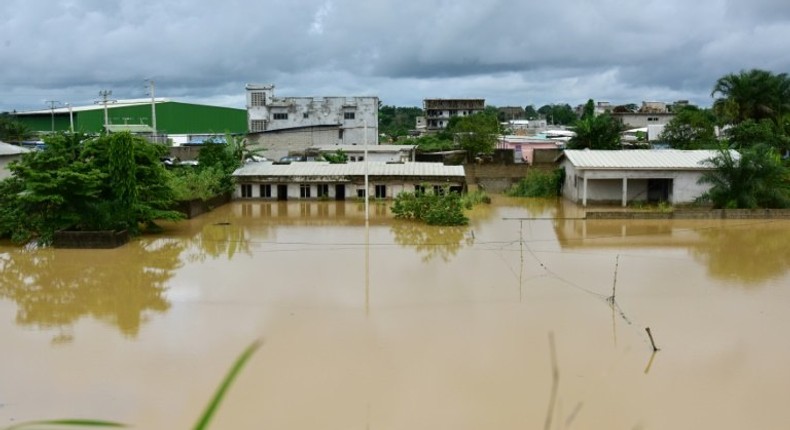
[647,179,671,203]
[277,184,288,201]
[335,184,346,201]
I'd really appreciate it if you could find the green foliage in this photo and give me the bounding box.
[580,99,595,120]
[2,419,127,429]
[712,69,790,126]
[391,188,469,226]
[378,105,423,141]
[537,104,577,125]
[322,149,348,163]
[659,106,718,149]
[408,133,455,152]
[1,341,263,430]
[524,105,539,120]
[697,144,790,209]
[0,115,36,142]
[194,340,263,430]
[447,112,499,160]
[725,119,790,151]
[0,132,183,244]
[507,168,565,198]
[167,166,228,201]
[196,137,244,193]
[568,113,623,150]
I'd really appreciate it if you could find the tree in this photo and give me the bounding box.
[724,119,790,151]
[697,144,790,209]
[712,69,790,126]
[0,132,182,244]
[580,99,595,120]
[538,104,577,125]
[322,149,348,163]
[659,106,718,149]
[524,105,539,120]
[568,113,623,150]
[447,112,499,161]
[0,116,36,142]
[378,105,423,141]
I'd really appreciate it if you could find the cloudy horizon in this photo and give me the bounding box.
[2,0,789,113]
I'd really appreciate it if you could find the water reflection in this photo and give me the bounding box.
[0,237,184,341]
[554,218,790,286]
[391,220,473,262]
[690,221,790,285]
[185,222,253,262]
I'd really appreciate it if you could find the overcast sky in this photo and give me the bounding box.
[2,0,789,113]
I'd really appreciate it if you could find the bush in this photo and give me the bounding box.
[391,188,469,226]
[507,168,564,197]
[168,166,228,201]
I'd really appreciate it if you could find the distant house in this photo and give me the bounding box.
[232,161,465,201]
[558,149,729,207]
[0,140,30,180]
[497,135,564,164]
[422,99,485,131]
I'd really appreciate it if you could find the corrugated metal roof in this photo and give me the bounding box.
[312,145,416,153]
[561,149,733,170]
[16,98,171,115]
[0,141,30,156]
[233,161,465,177]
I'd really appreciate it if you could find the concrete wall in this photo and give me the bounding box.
[561,160,710,205]
[247,127,340,161]
[246,85,378,146]
[0,157,17,180]
[587,209,790,220]
[464,164,533,193]
[234,178,464,200]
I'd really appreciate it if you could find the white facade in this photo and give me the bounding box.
[0,141,29,180]
[559,150,727,207]
[246,84,378,147]
[232,161,465,201]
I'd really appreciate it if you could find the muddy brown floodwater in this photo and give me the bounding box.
[1,196,789,429]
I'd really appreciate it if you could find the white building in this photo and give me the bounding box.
[308,145,416,163]
[423,99,485,131]
[245,84,379,160]
[232,161,465,201]
[558,149,731,207]
[0,141,30,180]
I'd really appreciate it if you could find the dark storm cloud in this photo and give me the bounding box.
[2,0,789,112]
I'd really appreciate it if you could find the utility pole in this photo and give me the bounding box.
[45,100,61,133]
[96,90,116,132]
[66,103,74,132]
[146,79,157,137]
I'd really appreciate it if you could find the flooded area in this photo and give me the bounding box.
[2,197,789,429]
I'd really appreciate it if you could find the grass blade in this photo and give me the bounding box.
[2,419,126,429]
[193,340,263,430]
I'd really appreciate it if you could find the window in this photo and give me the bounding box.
[303,112,309,119]
[273,112,288,120]
[375,185,387,199]
[241,184,253,198]
[300,184,311,198]
[317,184,329,198]
[647,117,659,122]
[250,120,266,132]
[344,111,356,120]
[260,184,272,198]
[357,189,366,198]
[414,184,426,194]
[349,156,357,162]
[449,186,463,194]
[433,185,445,195]
[250,92,265,107]
[339,129,344,139]
[357,156,364,162]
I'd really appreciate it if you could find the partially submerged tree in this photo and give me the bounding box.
[698,144,790,209]
[0,132,182,244]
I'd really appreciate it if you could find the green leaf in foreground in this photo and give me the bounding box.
[2,419,126,430]
[193,339,264,430]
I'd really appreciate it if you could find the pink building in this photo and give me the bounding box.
[497,135,566,164]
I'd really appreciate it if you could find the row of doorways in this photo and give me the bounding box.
[275,184,346,201]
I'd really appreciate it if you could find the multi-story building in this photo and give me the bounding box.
[422,98,485,131]
[245,84,378,159]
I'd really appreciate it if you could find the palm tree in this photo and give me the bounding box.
[698,144,790,209]
[711,69,790,125]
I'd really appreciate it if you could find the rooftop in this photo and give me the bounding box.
[233,161,465,177]
[559,149,734,170]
